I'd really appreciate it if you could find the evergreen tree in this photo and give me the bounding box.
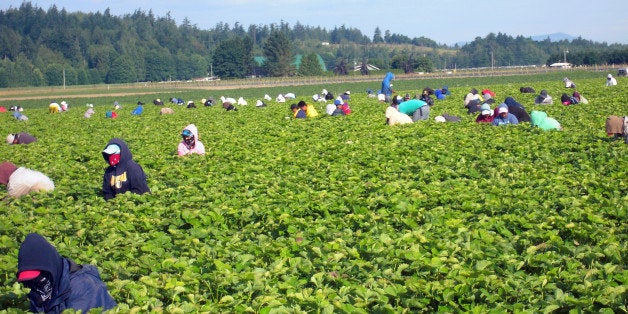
[298,53,323,76]
[213,36,253,78]
[373,27,384,44]
[263,31,295,77]
[107,55,136,83]
[44,63,64,86]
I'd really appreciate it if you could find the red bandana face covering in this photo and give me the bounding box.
[108,154,121,166]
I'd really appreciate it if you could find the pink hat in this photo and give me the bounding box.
[18,270,41,282]
[498,107,508,114]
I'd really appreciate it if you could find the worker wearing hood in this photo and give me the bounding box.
[17,233,117,313]
[380,72,395,102]
[178,124,206,156]
[504,97,531,122]
[101,138,150,200]
[530,111,562,131]
[534,90,554,105]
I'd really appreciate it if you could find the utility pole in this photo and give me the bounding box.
[564,50,569,63]
[491,51,494,70]
[63,68,66,89]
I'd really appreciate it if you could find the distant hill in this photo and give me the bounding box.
[530,32,576,42]
[454,32,577,47]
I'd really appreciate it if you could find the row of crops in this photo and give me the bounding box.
[0,71,625,312]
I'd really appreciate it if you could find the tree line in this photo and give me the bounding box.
[0,2,626,87]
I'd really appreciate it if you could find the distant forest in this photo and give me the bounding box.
[0,2,627,87]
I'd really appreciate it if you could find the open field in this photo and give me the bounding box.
[0,71,626,312]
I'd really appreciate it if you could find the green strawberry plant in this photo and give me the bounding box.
[0,72,625,313]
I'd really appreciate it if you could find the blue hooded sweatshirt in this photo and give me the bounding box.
[102,138,150,200]
[381,72,395,97]
[131,104,143,115]
[17,233,117,313]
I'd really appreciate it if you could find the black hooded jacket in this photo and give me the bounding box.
[17,233,117,313]
[102,138,150,200]
[504,97,531,122]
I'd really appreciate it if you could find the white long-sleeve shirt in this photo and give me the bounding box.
[7,167,55,197]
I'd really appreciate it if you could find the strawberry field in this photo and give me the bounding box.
[0,71,626,313]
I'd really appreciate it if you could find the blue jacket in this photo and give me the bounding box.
[435,89,446,100]
[381,72,395,96]
[102,138,150,200]
[17,233,117,313]
[492,113,519,126]
[131,105,143,115]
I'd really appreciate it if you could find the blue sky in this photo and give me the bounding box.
[2,0,627,45]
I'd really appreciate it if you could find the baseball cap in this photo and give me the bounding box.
[182,129,193,137]
[102,144,121,155]
[498,107,508,114]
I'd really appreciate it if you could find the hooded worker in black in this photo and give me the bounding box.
[504,97,531,122]
[17,233,117,313]
[101,138,150,200]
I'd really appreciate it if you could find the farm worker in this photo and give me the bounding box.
[0,161,54,198]
[7,132,37,145]
[503,97,531,122]
[606,74,617,86]
[560,93,579,105]
[60,101,68,112]
[520,86,535,93]
[203,98,215,106]
[17,233,117,313]
[476,103,494,123]
[605,115,628,143]
[420,87,435,106]
[340,100,351,115]
[13,111,28,121]
[49,102,60,113]
[464,88,483,107]
[530,111,562,131]
[298,100,319,118]
[325,102,336,115]
[563,77,576,88]
[534,90,553,105]
[328,99,346,116]
[131,102,144,115]
[101,138,150,200]
[492,106,519,126]
[380,72,395,102]
[482,89,496,101]
[434,88,446,100]
[572,91,588,104]
[160,107,175,115]
[434,113,461,122]
[385,103,413,126]
[290,103,306,119]
[84,104,95,118]
[398,98,430,121]
[178,124,206,156]
[105,111,117,118]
